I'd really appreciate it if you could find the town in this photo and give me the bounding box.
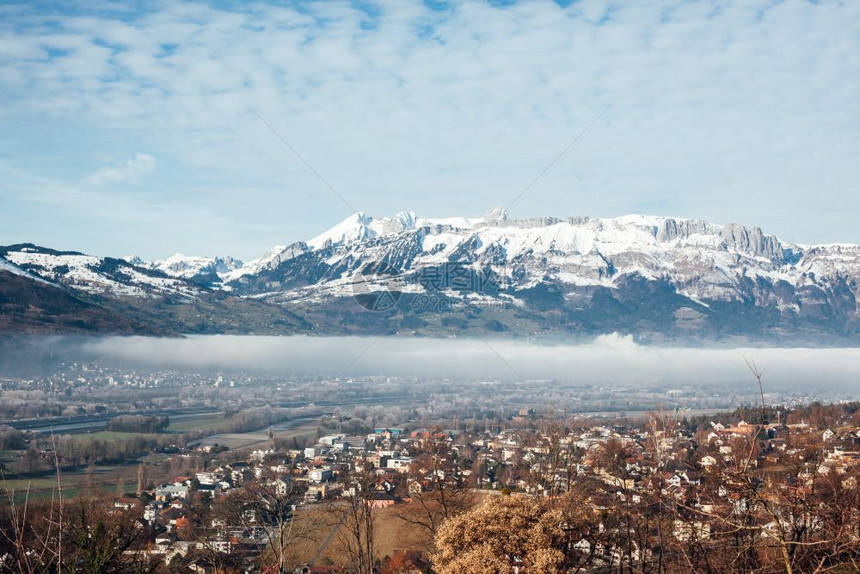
[3,375,860,572]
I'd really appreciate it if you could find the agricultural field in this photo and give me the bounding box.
[165,414,229,433]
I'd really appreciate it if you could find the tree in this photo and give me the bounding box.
[432,494,565,574]
[0,491,154,574]
[63,496,147,574]
[0,490,61,574]
[215,473,323,573]
[338,466,378,574]
[397,439,474,538]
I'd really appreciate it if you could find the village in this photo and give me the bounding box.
[76,400,860,573]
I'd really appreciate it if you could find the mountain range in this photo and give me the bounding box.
[1,209,858,344]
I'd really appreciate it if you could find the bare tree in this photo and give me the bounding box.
[338,465,377,574]
[397,439,474,538]
[0,485,60,574]
[214,472,323,573]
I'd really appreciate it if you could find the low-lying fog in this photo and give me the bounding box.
[50,334,859,390]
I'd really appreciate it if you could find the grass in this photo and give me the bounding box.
[1,481,117,503]
[0,450,173,503]
[273,422,318,444]
[190,420,319,452]
[78,430,160,441]
[194,432,270,450]
[166,415,229,433]
[1,476,62,491]
[284,502,436,570]
[0,449,22,463]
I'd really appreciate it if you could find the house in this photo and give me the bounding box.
[204,537,232,553]
[320,434,345,446]
[273,476,293,497]
[154,484,189,501]
[250,449,274,462]
[114,497,139,511]
[370,491,398,509]
[365,453,389,469]
[305,445,329,459]
[309,467,333,483]
[143,504,159,523]
[306,483,329,503]
[195,471,218,485]
[673,519,710,542]
[407,479,424,494]
[700,455,717,468]
[386,457,414,473]
[197,482,217,498]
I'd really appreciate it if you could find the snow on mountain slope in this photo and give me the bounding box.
[796,244,860,279]
[220,210,858,325]
[109,210,858,328]
[4,246,203,299]
[0,255,52,284]
[305,211,422,250]
[135,253,244,282]
[3,211,858,340]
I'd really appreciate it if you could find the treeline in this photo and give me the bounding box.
[106,414,169,434]
[0,425,27,450]
[49,433,177,469]
[226,405,316,433]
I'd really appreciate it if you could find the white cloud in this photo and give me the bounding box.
[88,152,156,185]
[0,1,859,258]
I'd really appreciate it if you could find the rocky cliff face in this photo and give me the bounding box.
[2,212,858,343]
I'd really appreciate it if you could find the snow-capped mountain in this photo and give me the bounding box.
[224,209,853,301]
[127,253,244,288]
[0,255,50,284]
[2,211,858,342]
[2,244,204,300]
[216,209,859,341]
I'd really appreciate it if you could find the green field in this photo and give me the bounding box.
[80,430,160,441]
[191,419,319,452]
[1,454,172,501]
[1,479,117,503]
[0,449,22,461]
[1,476,61,491]
[165,414,229,433]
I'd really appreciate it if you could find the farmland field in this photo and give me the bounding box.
[165,414,229,433]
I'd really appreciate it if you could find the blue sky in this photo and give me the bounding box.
[1,0,858,260]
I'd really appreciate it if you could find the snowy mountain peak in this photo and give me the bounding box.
[307,210,423,250]
[484,206,509,222]
[393,210,417,231]
[3,211,859,341]
[129,253,244,285]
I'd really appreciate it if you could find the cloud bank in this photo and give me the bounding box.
[80,334,860,390]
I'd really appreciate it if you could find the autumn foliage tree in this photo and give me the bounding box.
[432,494,566,574]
